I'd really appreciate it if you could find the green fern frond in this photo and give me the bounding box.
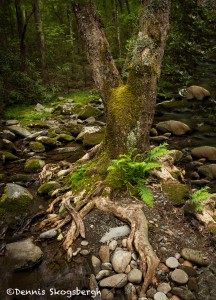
[146,143,170,162]
[194,204,204,212]
[137,185,154,208]
[142,161,161,173]
[191,186,212,203]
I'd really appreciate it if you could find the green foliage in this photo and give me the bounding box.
[107,143,170,207]
[187,186,212,212]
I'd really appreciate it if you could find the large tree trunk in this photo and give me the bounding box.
[73,0,171,158]
[34,0,46,79]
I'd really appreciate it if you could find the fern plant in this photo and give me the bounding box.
[186,186,212,212]
[107,143,170,207]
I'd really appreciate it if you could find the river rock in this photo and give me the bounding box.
[191,146,216,161]
[124,283,137,300]
[96,270,111,280]
[183,85,210,100]
[6,237,43,270]
[29,141,45,153]
[76,105,101,119]
[24,158,45,173]
[171,287,196,300]
[8,125,31,138]
[2,129,16,141]
[157,283,171,294]
[39,228,58,239]
[89,274,101,300]
[154,292,167,300]
[181,248,209,266]
[99,245,110,263]
[166,257,179,268]
[100,225,130,243]
[156,120,190,135]
[112,249,131,273]
[171,269,189,284]
[76,126,104,147]
[0,150,18,162]
[36,136,58,147]
[37,181,60,196]
[2,139,17,153]
[101,289,114,300]
[99,274,128,288]
[198,164,216,179]
[127,268,142,284]
[5,120,19,126]
[101,263,112,270]
[92,256,101,274]
[108,240,117,251]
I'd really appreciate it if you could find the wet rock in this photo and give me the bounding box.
[101,263,112,271]
[183,85,210,100]
[96,270,111,280]
[154,292,167,300]
[24,158,45,173]
[99,245,110,263]
[2,130,16,141]
[37,181,60,196]
[198,164,216,179]
[166,257,179,268]
[108,240,117,251]
[171,287,196,300]
[2,139,17,153]
[191,146,216,161]
[156,120,190,135]
[124,283,137,300]
[181,248,209,266]
[29,141,45,153]
[0,183,33,221]
[91,256,101,274]
[76,105,101,119]
[8,125,31,138]
[157,283,171,294]
[39,228,58,239]
[197,262,216,300]
[0,150,18,162]
[127,268,142,284]
[6,237,43,270]
[112,249,131,273]
[99,273,128,288]
[101,289,114,300]
[162,183,189,205]
[100,225,130,243]
[171,269,189,284]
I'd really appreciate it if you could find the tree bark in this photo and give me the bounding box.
[73,0,171,158]
[34,0,46,79]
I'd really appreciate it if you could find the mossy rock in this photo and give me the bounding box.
[9,174,30,183]
[36,136,58,148]
[76,105,101,119]
[0,183,33,223]
[169,150,183,163]
[28,121,50,129]
[0,151,18,162]
[24,158,45,173]
[56,133,74,142]
[37,181,61,196]
[105,169,126,190]
[162,182,190,205]
[29,141,45,153]
[83,131,104,147]
[61,123,83,137]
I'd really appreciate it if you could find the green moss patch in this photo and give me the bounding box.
[29,141,45,153]
[162,182,190,205]
[24,158,45,173]
[37,181,61,196]
[0,151,18,162]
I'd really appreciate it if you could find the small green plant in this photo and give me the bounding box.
[107,143,170,207]
[186,186,212,212]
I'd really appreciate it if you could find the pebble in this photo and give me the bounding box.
[154,291,167,300]
[181,248,209,266]
[175,253,181,260]
[124,283,137,300]
[81,240,88,246]
[166,257,179,269]
[125,265,131,274]
[122,238,127,248]
[108,240,117,251]
[99,245,110,263]
[171,269,189,284]
[39,228,58,239]
[80,249,90,255]
[182,260,193,267]
[112,249,131,273]
[171,287,196,300]
[130,260,137,269]
[146,288,157,298]
[169,296,181,300]
[157,283,171,294]
[101,262,112,271]
[158,263,169,273]
[96,270,111,280]
[101,289,114,300]
[91,255,101,274]
[99,274,128,288]
[127,268,143,284]
[72,248,81,256]
[132,253,137,260]
[178,265,198,277]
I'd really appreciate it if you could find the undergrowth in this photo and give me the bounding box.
[107,143,170,207]
[186,186,212,212]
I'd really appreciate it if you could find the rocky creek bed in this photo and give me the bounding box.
[0,93,216,300]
